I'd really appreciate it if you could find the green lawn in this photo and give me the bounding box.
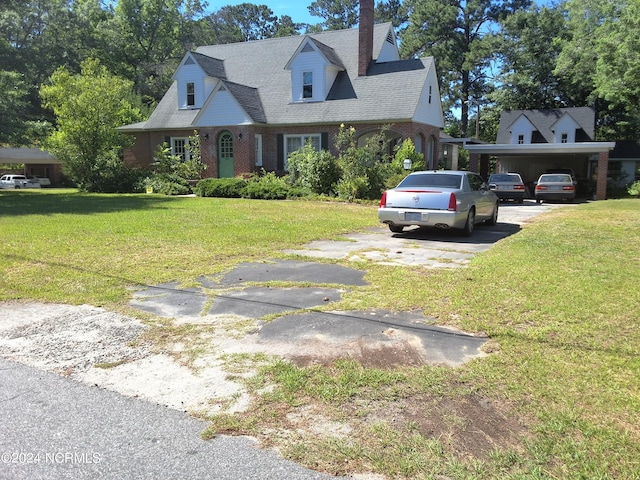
[1,189,639,479]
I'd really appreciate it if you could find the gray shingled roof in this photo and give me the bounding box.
[497,108,595,143]
[124,23,434,130]
[307,38,346,71]
[191,52,226,79]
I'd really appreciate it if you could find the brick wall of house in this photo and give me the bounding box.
[124,121,440,179]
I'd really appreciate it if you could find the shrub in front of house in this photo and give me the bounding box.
[627,181,640,198]
[241,171,292,200]
[287,143,341,196]
[195,177,248,198]
[144,174,191,196]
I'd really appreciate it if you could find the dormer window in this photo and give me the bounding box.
[561,133,568,143]
[518,134,525,144]
[303,72,313,99]
[186,82,195,106]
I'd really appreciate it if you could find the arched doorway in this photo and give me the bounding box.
[218,131,234,178]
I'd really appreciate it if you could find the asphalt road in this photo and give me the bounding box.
[0,356,339,480]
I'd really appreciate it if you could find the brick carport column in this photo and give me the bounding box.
[469,152,479,173]
[596,151,609,200]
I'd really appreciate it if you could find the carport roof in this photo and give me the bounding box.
[0,148,59,165]
[463,142,616,155]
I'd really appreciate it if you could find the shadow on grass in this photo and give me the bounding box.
[0,190,181,216]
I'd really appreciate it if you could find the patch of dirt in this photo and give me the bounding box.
[400,393,529,460]
[0,301,527,473]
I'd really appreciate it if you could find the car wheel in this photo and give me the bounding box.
[462,208,475,237]
[388,224,404,233]
[485,202,498,226]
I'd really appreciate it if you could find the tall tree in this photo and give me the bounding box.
[308,0,360,30]
[40,59,145,191]
[493,5,570,110]
[593,0,640,139]
[0,0,111,144]
[210,3,279,41]
[400,0,531,137]
[102,0,207,104]
[375,0,408,29]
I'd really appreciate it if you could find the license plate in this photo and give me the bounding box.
[406,212,423,222]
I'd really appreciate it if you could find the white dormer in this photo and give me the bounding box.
[285,37,345,103]
[551,113,580,143]
[173,53,220,110]
[509,115,536,144]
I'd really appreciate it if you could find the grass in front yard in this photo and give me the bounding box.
[2,189,639,479]
[0,189,375,306]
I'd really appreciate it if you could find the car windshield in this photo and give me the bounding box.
[490,174,521,182]
[398,174,462,189]
[540,174,572,183]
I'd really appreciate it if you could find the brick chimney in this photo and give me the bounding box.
[358,0,374,76]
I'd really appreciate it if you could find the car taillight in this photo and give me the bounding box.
[379,191,387,208]
[448,192,457,211]
[563,186,575,191]
[514,185,525,190]
[536,185,547,191]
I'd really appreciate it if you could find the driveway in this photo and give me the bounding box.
[285,200,572,267]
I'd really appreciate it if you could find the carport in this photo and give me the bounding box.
[465,142,616,200]
[0,148,62,185]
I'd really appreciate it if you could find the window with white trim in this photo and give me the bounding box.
[171,137,190,162]
[284,134,321,168]
[517,134,525,145]
[186,82,195,106]
[303,72,313,99]
[561,133,568,143]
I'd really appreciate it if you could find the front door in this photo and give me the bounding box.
[218,132,234,178]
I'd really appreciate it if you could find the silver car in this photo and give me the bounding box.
[378,170,499,236]
[488,172,525,203]
[534,174,576,203]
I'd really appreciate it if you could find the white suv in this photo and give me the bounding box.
[0,175,42,189]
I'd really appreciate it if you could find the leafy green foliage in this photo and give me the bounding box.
[494,5,572,110]
[287,142,341,196]
[334,124,392,201]
[241,171,291,200]
[144,132,206,195]
[308,0,360,30]
[627,181,640,197]
[401,0,530,136]
[384,138,425,189]
[39,58,145,192]
[195,177,248,198]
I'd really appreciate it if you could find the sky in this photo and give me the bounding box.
[205,1,318,25]
[204,1,553,28]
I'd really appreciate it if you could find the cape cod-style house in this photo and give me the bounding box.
[118,0,444,178]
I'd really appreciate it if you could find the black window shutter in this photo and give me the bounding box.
[164,136,171,147]
[321,132,328,150]
[277,134,284,171]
